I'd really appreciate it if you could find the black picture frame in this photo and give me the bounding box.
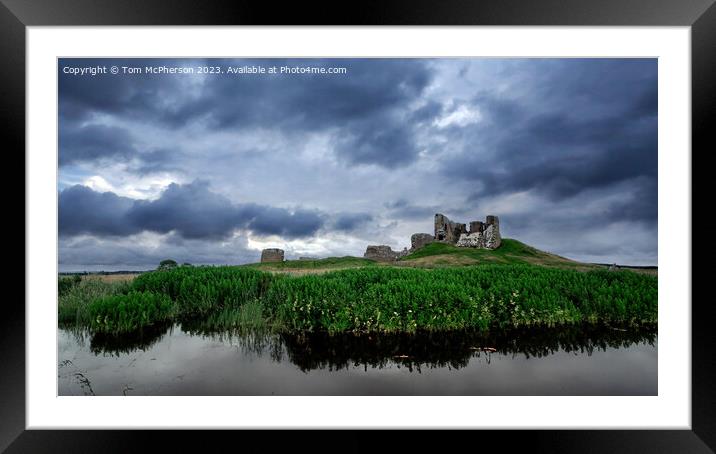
[4,0,713,451]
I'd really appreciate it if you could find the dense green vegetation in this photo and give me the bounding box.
[266,265,656,333]
[132,266,275,316]
[59,263,657,335]
[58,274,82,297]
[58,278,131,325]
[88,291,174,334]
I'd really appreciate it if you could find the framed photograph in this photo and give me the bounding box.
[7,0,713,451]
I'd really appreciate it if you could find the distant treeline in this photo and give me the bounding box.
[591,263,658,270]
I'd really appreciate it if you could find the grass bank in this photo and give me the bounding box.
[59,263,657,335]
[398,239,590,269]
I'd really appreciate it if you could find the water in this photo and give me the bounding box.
[58,324,657,395]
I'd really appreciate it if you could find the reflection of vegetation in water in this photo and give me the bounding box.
[278,324,657,372]
[180,318,283,361]
[88,322,173,356]
[60,323,91,348]
[69,321,656,374]
[60,264,657,335]
[60,322,172,358]
[194,300,268,332]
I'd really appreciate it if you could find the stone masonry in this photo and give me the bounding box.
[410,233,434,251]
[364,245,408,262]
[434,213,468,243]
[435,213,501,250]
[260,248,285,263]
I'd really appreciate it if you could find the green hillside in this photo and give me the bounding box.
[247,239,596,274]
[397,239,584,268]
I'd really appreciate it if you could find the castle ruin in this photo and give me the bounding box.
[265,214,501,265]
[364,245,409,262]
[260,248,285,263]
[364,213,502,260]
[434,213,501,249]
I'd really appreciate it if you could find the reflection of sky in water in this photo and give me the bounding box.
[58,326,657,396]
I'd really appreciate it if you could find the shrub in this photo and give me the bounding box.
[158,259,178,271]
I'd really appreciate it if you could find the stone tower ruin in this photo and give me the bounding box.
[260,248,285,263]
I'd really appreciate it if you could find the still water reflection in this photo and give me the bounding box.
[58,323,657,395]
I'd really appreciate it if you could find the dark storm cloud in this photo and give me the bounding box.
[59,58,435,169]
[126,181,245,239]
[409,101,443,123]
[59,120,183,172]
[444,59,657,210]
[334,122,419,167]
[244,205,325,238]
[57,58,659,267]
[496,186,656,237]
[59,123,138,166]
[59,181,326,239]
[384,199,440,221]
[59,185,139,236]
[188,59,431,133]
[600,177,658,223]
[131,148,183,175]
[332,212,374,232]
[59,58,189,123]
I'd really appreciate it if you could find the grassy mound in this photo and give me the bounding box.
[399,239,585,268]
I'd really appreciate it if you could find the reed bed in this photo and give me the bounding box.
[59,264,657,334]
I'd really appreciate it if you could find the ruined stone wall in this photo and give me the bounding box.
[484,217,501,249]
[456,231,486,248]
[469,221,485,234]
[457,216,501,249]
[434,213,467,244]
[410,233,434,251]
[364,245,408,262]
[260,248,285,263]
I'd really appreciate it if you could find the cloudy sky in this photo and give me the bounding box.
[58,58,657,271]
